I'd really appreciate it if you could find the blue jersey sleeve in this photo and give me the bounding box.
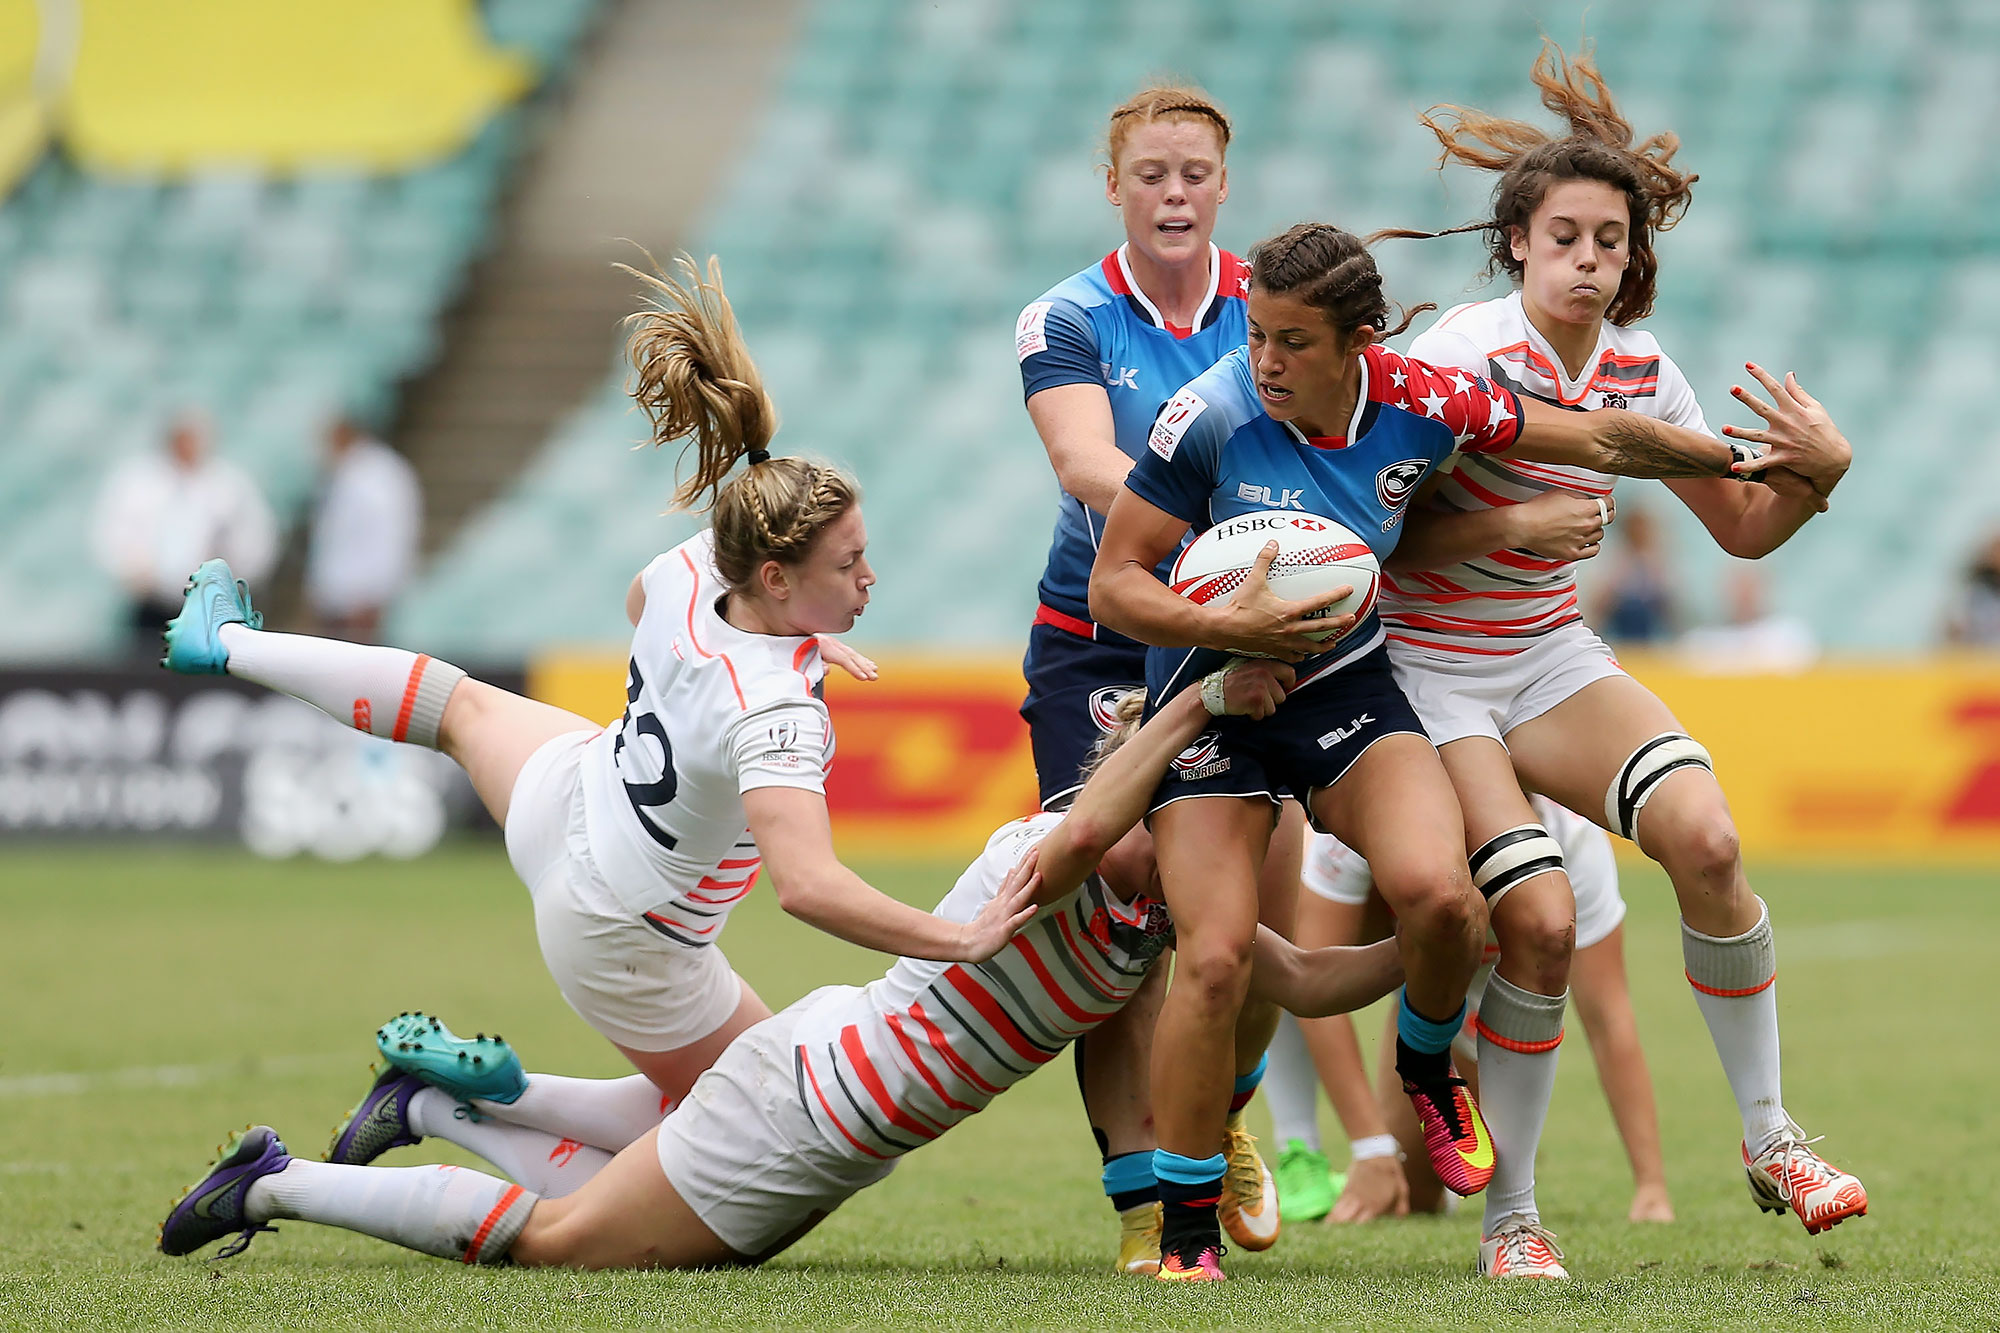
[1017,298,1101,399]
[1122,382,1227,525]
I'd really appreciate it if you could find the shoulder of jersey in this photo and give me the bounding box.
[1147,346,1262,461]
[1031,258,1118,311]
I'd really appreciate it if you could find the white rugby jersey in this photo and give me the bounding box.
[1381,292,1709,655]
[577,529,832,937]
[792,813,1173,1160]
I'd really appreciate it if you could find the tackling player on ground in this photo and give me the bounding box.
[1371,42,1863,1272]
[1088,220,1832,1281]
[157,256,1037,1161]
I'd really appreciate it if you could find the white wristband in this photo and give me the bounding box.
[1200,668,1230,716]
[1350,1134,1400,1162]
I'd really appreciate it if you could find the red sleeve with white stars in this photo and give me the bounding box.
[1365,344,1522,455]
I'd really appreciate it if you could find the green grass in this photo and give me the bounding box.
[1,843,1995,1331]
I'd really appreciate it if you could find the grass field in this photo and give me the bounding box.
[2,842,1995,1332]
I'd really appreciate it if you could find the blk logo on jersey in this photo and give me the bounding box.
[1171,733,1230,780]
[1103,364,1140,391]
[1238,482,1305,510]
[1317,714,1375,749]
[1375,459,1428,511]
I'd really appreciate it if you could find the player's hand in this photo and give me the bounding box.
[1723,364,1851,494]
[1217,659,1295,720]
[1329,1153,1411,1223]
[816,634,879,682]
[956,845,1043,963]
[1507,489,1614,561]
[1215,541,1355,662]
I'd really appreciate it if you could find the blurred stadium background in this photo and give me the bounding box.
[1,0,1997,864]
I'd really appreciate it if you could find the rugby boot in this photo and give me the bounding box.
[1744,1123,1867,1234]
[1479,1214,1569,1279]
[1275,1138,1336,1223]
[159,1125,290,1258]
[375,1011,525,1105]
[1218,1110,1280,1249]
[326,1066,428,1166]
[1402,1063,1494,1196]
[1114,1201,1161,1277]
[1155,1234,1228,1283]
[161,558,261,674]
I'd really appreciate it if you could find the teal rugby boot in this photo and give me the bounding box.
[376,1011,526,1105]
[161,558,261,674]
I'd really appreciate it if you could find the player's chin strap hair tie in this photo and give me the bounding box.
[1606,731,1714,840]
[1469,823,1565,908]
[746,448,771,465]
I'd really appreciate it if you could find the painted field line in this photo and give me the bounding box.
[0,1053,351,1099]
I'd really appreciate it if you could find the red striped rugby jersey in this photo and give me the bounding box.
[1381,293,1709,655]
[792,813,1172,1160]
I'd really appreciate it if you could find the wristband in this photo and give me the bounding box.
[1350,1134,1400,1163]
[1726,440,1766,482]
[1200,668,1230,716]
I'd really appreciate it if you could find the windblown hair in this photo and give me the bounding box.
[1248,223,1432,340]
[1106,83,1232,172]
[621,253,859,595]
[1407,39,1698,326]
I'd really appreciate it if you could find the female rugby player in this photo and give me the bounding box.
[159,653,1407,1270]
[159,256,1037,1141]
[1016,85,1288,1267]
[1372,42,1862,1273]
[1087,221,1832,1279]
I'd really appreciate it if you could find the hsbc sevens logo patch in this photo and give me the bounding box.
[1376,459,1428,511]
[1149,388,1208,460]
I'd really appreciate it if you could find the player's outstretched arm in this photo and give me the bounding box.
[1507,397,1758,482]
[1033,660,1293,901]
[1247,929,1404,1018]
[746,788,1037,964]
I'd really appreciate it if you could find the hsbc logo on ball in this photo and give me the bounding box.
[1375,459,1428,511]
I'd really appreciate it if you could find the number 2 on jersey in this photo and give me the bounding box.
[612,658,679,849]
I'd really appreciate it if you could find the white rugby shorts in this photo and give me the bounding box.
[506,731,746,1053]
[1387,620,1627,749]
[656,986,895,1257]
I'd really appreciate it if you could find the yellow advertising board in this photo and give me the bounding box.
[529,650,2000,865]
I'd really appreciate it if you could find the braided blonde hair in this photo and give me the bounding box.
[621,252,860,595]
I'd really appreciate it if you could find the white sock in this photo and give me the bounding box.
[217,624,465,749]
[247,1158,537,1263]
[1682,899,1789,1151]
[408,1087,614,1198]
[472,1072,668,1152]
[1262,1012,1322,1151]
[1474,973,1567,1233]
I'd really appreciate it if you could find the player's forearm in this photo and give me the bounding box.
[1514,404,1738,479]
[776,868,970,962]
[1047,689,1208,885]
[1057,451,1137,516]
[1088,562,1223,647]
[1248,932,1404,1018]
[1383,505,1523,572]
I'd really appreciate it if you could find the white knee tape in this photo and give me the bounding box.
[1606,732,1713,841]
[1468,823,1564,909]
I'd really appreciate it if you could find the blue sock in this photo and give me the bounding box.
[1102,1150,1158,1213]
[1396,988,1466,1081]
[1228,1051,1268,1115]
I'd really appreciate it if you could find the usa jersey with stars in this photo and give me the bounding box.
[1016,243,1249,642]
[1121,342,1524,701]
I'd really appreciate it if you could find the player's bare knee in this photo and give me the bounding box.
[1389,865,1483,945]
[1175,932,1255,1009]
[1650,801,1741,885]
[1499,897,1575,984]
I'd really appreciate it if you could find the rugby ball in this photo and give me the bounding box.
[1169,512,1378,646]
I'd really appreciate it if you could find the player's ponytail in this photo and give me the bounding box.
[620,252,860,597]
[1249,223,1434,341]
[1415,38,1698,325]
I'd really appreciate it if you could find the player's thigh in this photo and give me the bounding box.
[617,981,776,1107]
[1256,800,1306,939]
[1310,733,1471,925]
[1150,797,1272,972]
[439,678,598,825]
[1503,673,1731,851]
[513,1127,743,1270]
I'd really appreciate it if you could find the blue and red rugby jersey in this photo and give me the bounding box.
[1120,342,1525,701]
[1016,243,1249,645]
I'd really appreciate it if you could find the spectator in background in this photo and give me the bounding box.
[1679,565,1818,673]
[1591,506,1677,646]
[93,410,277,651]
[303,416,422,641]
[1944,531,2000,648]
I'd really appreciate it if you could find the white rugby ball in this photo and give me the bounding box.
[1170,512,1379,646]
